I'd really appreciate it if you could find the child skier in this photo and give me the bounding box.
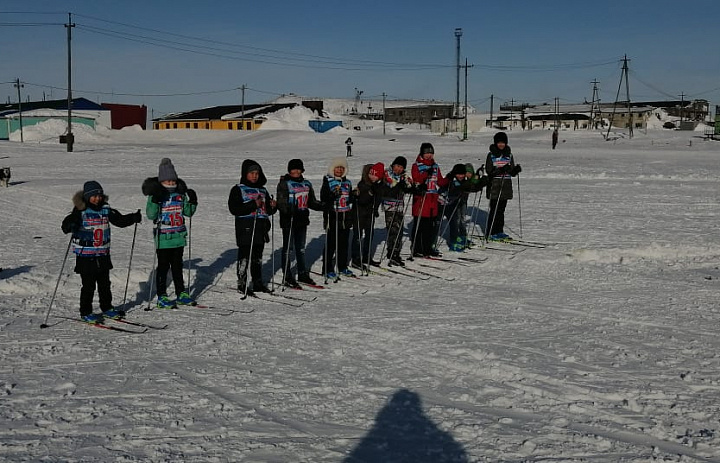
[380,156,416,266]
[441,163,486,251]
[410,142,449,257]
[485,132,522,240]
[276,158,324,288]
[142,158,198,309]
[228,159,277,295]
[320,157,354,279]
[61,181,141,323]
[351,162,385,271]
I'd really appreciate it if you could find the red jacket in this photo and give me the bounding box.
[411,154,449,218]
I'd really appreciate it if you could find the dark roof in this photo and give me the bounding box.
[0,97,106,113]
[154,103,299,121]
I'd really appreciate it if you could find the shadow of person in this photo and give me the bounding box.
[345,388,469,463]
[0,265,33,280]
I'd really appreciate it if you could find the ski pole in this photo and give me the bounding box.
[334,204,340,277]
[517,174,523,239]
[281,215,295,291]
[323,218,330,285]
[121,221,138,310]
[271,199,275,293]
[186,215,192,294]
[145,221,160,311]
[409,191,427,260]
[468,191,483,245]
[387,194,412,264]
[486,175,506,240]
[355,208,366,276]
[438,198,462,248]
[240,212,258,299]
[40,235,73,328]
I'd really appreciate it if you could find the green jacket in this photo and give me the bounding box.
[143,177,197,249]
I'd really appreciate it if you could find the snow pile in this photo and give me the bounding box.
[259,105,318,131]
[8,118,98,143]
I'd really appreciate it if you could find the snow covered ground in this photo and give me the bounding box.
[1,117,720,462]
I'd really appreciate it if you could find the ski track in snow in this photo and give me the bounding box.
[1,124,720,461]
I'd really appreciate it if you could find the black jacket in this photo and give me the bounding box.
[61,191,138,273]
[275,174,324,229]
[228,160,276,247]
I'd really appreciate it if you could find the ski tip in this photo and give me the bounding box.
[39,323,49,329]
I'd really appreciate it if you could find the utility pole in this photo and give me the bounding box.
[462,58,474,140]
[13,78,24,143]
[554,97,560,130]
[605,55,633,140]
[240,84,246,127]
[589,79,600,130]
[623,55,632,138]
[382,92,386,135]
[509,98,515,129]
[489,94,494,128]
[679,92,685,123]
[65,13,75,152]
[454,28,463,118]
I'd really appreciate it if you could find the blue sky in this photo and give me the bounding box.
[2,0,719,116]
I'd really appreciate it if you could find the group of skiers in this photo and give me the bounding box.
[61,132,521,324]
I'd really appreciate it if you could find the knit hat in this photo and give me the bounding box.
[158,158,178,182]
[247,163,261,174]
[83,180,104,200]
[450,164,467,177]
[465,163,475,174]
[419,142,435,155]
[391,156,407,169]
[493,132,508,145]
[369,162,385,179]
[287,159,304,173]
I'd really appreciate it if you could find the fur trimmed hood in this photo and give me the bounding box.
[72,190,108,211]
[141,176,188,197]
[327,157,349,178]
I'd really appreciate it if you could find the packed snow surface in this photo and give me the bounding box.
[1,120,719,462]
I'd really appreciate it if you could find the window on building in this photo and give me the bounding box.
[205,123,209,129]
[246,122,252,130]
[193,123,198,129]
[173,123,177,129]
[228,122,233,130]
[236,121,241,130]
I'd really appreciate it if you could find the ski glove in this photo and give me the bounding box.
[511,165,522,176]
[186,188,198,205]
[133,209,142,223]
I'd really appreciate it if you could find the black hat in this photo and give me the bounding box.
[83,180,103,200]
[419,142,434,155]
[288,159,304,172]
[450,163,466,177]
[493,132,508,145]
[391,156,407,169]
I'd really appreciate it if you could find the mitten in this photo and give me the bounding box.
[186,188,198,205]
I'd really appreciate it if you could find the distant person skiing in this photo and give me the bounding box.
[552,129,559,150]
[345,137,353,157]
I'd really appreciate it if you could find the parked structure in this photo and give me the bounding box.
[384,104,453,125]
[153,101,324,131]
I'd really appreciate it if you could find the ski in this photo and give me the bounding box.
[81,319,147,333]
[403,263,455,281]
[382,264,431,280]
[490,239,546,249]
[112,318,168,330]
[246,291,304,307]
[269,290,317,303]
[457,256,488,263]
